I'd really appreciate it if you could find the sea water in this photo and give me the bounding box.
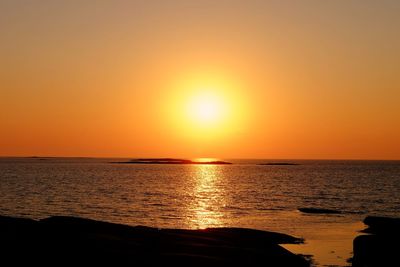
[1,158,399,266]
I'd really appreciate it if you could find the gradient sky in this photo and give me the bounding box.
[1,0,399,159]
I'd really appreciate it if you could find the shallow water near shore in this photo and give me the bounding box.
[1,158,399,266]
[283,220,364,266]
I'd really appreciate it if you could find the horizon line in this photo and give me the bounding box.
[0,155,399,161]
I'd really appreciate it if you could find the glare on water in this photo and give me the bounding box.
[1,158,400,266]
[187,165,226,229]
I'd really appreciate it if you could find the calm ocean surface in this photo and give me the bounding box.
[1,158,399,265]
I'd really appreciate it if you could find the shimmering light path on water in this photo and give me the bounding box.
[1,158,399,266]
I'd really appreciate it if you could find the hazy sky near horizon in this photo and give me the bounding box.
[1,0,399,159]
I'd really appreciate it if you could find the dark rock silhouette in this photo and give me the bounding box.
[352,216,400,267]
[112,158,232,165]
[0,215,309,266]
[361,216,400,234]
[298,208,342,214]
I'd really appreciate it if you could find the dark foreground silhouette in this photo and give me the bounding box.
[352,216,400,267]
[112,158,232,165]
[0,215,309,266]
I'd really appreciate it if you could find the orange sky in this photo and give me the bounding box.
[1,1,399,159]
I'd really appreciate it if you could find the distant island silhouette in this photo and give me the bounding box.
[112,158,232,165]
[258,162,299,166]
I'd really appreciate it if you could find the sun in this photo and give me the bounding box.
[188,91,225,125]
[162,73,250,142]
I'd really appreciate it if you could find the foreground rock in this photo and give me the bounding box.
[352,216,400,267]
[0,215,309,266]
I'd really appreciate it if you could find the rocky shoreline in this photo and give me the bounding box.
[352,216,400,267]
[2,214,399,266]
[0,215,309,266]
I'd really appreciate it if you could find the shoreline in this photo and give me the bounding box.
[0,215,310,266]
[1,214,399,266]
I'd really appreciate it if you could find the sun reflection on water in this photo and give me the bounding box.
[187,164,226,229]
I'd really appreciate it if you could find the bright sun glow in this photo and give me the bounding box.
[163,72,250,142]
[188,91,225,125]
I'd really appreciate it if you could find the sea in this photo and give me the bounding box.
[1,158,399,266]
